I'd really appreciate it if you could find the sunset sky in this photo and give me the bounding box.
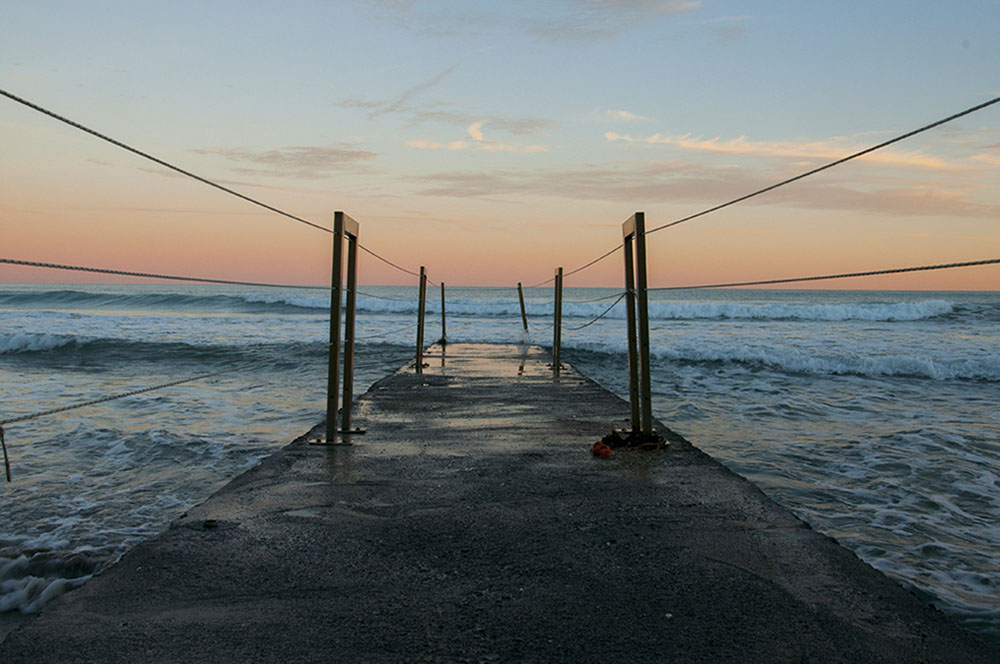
[2,1,999,289]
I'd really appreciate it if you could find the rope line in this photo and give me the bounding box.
[563,290,628,304]
[358,244,422,279]
[524,94,1000,290]
[1,89,437,287]
[0,258,329,290]
[357,322,420,340]
[646,95,1000,236]
[527,244,625,288]
[0,358,276,428]
[564,292,627,331]
[564,245,624,280]
[356,290,418,302]
[1,426,10,483]
[649,258,1000,291]
[0,88,331,235]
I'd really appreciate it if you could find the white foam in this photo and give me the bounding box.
[0,333,84,354]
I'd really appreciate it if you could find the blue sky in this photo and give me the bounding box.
[2,1,999,287]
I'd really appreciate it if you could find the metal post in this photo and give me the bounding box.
[633,212,654,436]
[440,282,447,345]
[325,212,346,443]
[341,226,359,435]
[622,235,640,433]
[517,282,529,332]
[416,266,427,374]
[552,267,563,373]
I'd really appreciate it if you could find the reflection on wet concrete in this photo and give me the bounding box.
[324,444,357,485]
[5,343,996,663]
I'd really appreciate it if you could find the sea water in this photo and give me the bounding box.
[1,283,997,639]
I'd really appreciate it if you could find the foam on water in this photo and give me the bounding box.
[2,284,998,640]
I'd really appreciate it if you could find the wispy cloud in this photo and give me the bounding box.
[361,1,699,42]
[339,68,558,139]
[409,159,999,219]
[605,131,960,170]
[970,153,1000,166]
[526,0,700,41]
[407,122,548,154]
[467,121,548,153]
[606,109,649,122]
[357,64,459,119]
[404,139,468,151]
[704,15,752,42]
[193,145,376,178]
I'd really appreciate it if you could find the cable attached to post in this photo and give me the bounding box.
[1,426,10,483]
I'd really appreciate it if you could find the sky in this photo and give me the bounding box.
[2,0,999,289]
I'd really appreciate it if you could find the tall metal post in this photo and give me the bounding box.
[325,213,346,443]
[440,282,447,345]
[552,267,563,374]
[319,211,362,445]
[633,212,654,436]
[622,211,654,437]
[415,266,427,374]
[517,282,529,332]
[622,235,640,433]
[341,225,359,434]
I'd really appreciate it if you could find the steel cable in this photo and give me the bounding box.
[0,258,329,290]
[649,258,1000,291]
[1,88,331,234]
[0,357,278,428]
[564,292,627,331]
[356,290,419,302]
[525,95,1000,289]
[563,290,627,304]
[357,322,420,340]
[1,89,430,285]
[645,95,1000,237]
[358,244,422,279]
[527,244,625,288]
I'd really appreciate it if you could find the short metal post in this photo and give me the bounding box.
[325,213,346,443]
[415,266,427,374]
[622,235,640,433]
[440,282,447,345]
[552,267,563,373]
[341,227,359,434]
[517,282,529,332]
[633,212,654,436]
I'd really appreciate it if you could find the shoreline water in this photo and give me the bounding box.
[3,343,997,662]
[1,283,998,640]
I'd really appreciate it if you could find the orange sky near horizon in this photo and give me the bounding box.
[2,4,999,292]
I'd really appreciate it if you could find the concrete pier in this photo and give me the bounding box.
[2,344,996,662]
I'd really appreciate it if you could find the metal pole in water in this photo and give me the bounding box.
[440,282,447,345]
[416,266,427,374]
[325,212,346,443]
[552,267,563,374]
[517,282,529,332]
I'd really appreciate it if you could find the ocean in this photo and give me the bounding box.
[1,283,998,640]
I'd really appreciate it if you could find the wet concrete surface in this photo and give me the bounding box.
[2,343,997,662]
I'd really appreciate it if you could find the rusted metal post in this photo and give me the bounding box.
[325,213,346,443]
[416,266,427,374]
[517,282,529,332]
[622,232,640,433]
[340,224,359,435]
[440,282,447,345]
[552,267,563,374]
[622,211,653,437]
[319,211,362,444]
[633,212,654,436]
